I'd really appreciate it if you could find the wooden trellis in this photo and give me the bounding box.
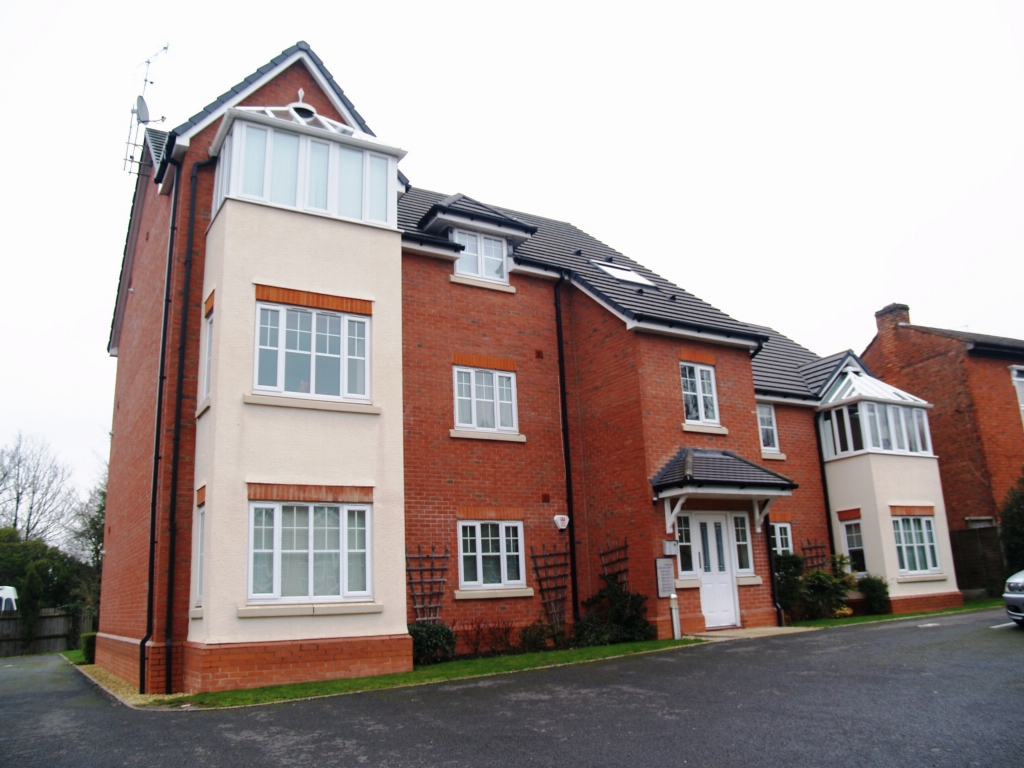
[801,539,829,572]
[530,543,571,626]
[406,544,450,624]
[599,536,629,590]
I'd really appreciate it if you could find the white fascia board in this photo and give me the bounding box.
[509,260,560,280]
[176,52,361,144]
[569,279,759,350]
[401,239,461,261]
[656,485,793,500]
[156,136,189,196]
[210,109,405,159]
[755,394,820,408]
[428,213,533,242]
[817,395,933,412]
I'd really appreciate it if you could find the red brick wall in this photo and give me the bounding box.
[401,254,574,632]
[182,634,412,693]
[862,323,1024,527]
[766,404,831,552]
[888,592,964,614]
[238,61,347,124]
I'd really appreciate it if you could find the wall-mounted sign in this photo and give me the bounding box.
[655,557,676,599]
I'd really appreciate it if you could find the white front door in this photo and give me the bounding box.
[696,515,738,628]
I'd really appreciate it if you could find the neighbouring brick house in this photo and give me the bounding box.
[99,43,963,695]
[862,303,1024,590]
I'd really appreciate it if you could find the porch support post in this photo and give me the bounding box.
[664,495,687,534]
[753,497,776,533]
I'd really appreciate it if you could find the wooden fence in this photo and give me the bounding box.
[0,608,94,658]
[950,527,1005,596]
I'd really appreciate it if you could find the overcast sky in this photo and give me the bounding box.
[2,1,1023,490]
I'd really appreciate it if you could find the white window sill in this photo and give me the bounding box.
[244,394,382,415]
[762,452,786,461]
[454,587,534,600]
[196,398,211,419]
[237,602,384,618]
[189,607,203,619]
[896,573,947,583]
[450,429,526,443]
[682,423,729,435]
[736,575,763,586]
[674,578,701,589]
[450,274,516,293]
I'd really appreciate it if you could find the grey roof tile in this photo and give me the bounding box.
[746,324,820,399]
[904,325,1024,357]
[650,448,797,492]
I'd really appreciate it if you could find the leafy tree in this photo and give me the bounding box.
[1000,466,1024,575]
[0,433,80,542]
[66,471,106,621]
[0,527,85,609]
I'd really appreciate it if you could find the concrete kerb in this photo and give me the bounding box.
[61,655,186,710]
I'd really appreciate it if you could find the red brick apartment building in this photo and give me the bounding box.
[99,43,963,694]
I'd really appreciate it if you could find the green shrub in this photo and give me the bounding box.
[801,556,857,620]
[81,632,97,664]
[518,619,552,653]
[573,575,655,647]
[407,622,456,666]
[774,553,806,617]
[1001,467,1024,575]
[857,575,890,615]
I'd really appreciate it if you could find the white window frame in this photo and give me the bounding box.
[231,120,394,227]
[252,302,371,403]
[247,501,373,603]
[822,402,933,461]
[195,506,205,606]
[892,516,940,574]
[757,403,780,452]
[452,366,519,433]
[675,514,696,576]
[843,520,866,574]
[203,312,214,400]
[452,229,509,284]
[457,521,526,589]
[1011,366,1024,430]
[680,363,720,425]
[770,522,792,555]
[731,514,755,576]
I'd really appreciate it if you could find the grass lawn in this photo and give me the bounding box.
[60,649,86,664]
[791,597,1004,628]
[165,638,704,709]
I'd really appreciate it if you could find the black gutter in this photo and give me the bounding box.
[140,158,181,694]
[164,156,217,694]
[553,273,581,623]
[764,514,785,627]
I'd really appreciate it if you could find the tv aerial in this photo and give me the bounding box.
[124,44,169,174]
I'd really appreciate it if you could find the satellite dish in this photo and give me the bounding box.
[135,95,150,124]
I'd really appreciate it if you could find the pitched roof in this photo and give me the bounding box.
[650,448,797,493]
[398,188,765,345]
[746,324,821,399]
[417,193,536,235]
[902,324,1024,359]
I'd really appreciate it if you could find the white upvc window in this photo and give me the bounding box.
[732,514,754,575]
[681,364,719,424]
[822,403,933,460]
[458,521,525,588]
[676,515,695,575]
[843,521,866,573]
[892,516,939,574]
[1012,367,1024,428]
[195,507,205,606]
[453,367,518,433]
[769,522,792,555]
[248,502,372,602]
[454,230,508,283]
[203,313,214,400]
[254,302,370,402]
[757,403,779,452]
[232,121,393,225]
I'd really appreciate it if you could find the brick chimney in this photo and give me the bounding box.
[875,303,910,331]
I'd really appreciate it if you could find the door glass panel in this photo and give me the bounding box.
[677,516,693,572]
[714,522,726,572]
[700,522,711,573]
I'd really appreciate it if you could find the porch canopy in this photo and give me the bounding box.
[651,448,797,534]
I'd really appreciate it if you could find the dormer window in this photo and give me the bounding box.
[454,230,507,283]
[592,261,656,287]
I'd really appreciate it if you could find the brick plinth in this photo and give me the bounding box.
[181,633,413,694]
[95,634,142,689]
[887,591,964,614]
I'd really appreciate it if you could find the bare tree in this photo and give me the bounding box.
[0,433,80,542]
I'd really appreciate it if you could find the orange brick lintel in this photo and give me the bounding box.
[456,506,523,520]
[452,353,516,371]
[204,290,215,317]
[890,505,934,516]
[247,483,374,503]
[679,348,716,366]
[836,508,861,521]
[768,511,792,523]
[255,284,372,316]
[196,485,206,507]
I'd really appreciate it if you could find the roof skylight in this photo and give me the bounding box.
[593,261,656,287]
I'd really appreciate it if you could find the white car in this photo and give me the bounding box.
[0,586,17,612]
[1005,570,1024,626]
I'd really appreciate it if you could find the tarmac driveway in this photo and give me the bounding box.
[1,609,1020,767]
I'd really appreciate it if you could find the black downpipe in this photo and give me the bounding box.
[764,514,784,627]
[164,157,217,694]
[815,415,837,557]
[553,274,581,623]
[140,159,181,694]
